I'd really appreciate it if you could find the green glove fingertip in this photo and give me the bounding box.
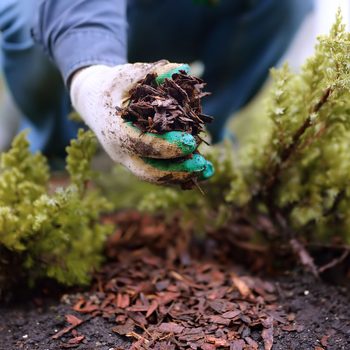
[181,154,207,172]
[200,160,215,180]
[143,153,206,173]
[156,131,196,155]
[156,64,190,85]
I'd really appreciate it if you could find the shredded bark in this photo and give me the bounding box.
[116,71,213,136]
[53,212,293,350]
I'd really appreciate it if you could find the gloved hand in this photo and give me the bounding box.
[70,60,214,185]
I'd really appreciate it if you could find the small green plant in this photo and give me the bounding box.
[0,129,112,296]
[139,11,350,271]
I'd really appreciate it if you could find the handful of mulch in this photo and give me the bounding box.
[117,70,213,137]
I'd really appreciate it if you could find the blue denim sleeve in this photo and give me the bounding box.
[32,0,128,84]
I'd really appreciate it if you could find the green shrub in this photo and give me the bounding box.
[140,12,350,247]
[0,129,112,296]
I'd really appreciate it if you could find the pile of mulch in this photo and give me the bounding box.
[48,212,345,350]
[117,71,213,136]
[66,257,278,349]
[1,211,350,350]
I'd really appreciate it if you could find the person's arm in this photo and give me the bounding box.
[32,0,127,84]
[32,0,214,185]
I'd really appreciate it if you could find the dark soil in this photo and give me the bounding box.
[1,212,349,350]
[0,301,129,350]
[274,273,350,350]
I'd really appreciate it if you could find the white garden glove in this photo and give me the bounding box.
[70,60,213,185]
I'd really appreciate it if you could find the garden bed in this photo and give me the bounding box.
[1,211,349,350]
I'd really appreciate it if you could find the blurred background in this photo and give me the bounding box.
[0,0,349,153]
[282,0,350,70]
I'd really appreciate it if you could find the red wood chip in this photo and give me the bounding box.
[205,336,230,347]
[201,344,216,350]
[116,293,130,309]
[262,325,274,350]
[245,336,259,349]
[231,276,251,298]
[67,335,85,345]
[112,320,135,336]
[158,322,185,334]
[320,334,330,347]
[65,314,82,326]
[208,315,231,325]
[222,310,241,319]
[146,300,159,318]
[72,300,98,313]
[230,339,245,350]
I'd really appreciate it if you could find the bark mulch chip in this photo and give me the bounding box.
[116,71,213,136]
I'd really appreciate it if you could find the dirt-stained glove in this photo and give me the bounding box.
[70,60,214,185]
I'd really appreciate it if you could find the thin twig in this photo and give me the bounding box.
[318,249,350,274]
[192,178,205,195]
[289,238,319,277]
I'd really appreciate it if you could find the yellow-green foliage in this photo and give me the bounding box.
[140,12,350,244]
[249,11,350,242]
[0,129,112,289]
